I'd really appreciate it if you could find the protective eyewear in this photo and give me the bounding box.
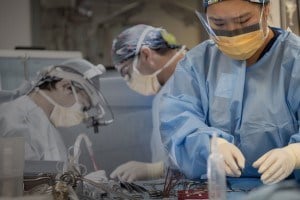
[195,2,265,41]
[45,66,114,132]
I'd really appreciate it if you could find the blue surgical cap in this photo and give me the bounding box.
[111,24,181,66]
[203,0,270,8]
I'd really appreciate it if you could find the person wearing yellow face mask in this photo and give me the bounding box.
[110,24,186,182]
[159,0,300,187]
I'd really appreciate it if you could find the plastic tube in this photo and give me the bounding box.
[73,133,99,171]
[207,133,227,200]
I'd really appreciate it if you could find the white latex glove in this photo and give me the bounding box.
[84,170,108,183]
[217,138,245,177]
[110,161,164,182]
[253,143,300,185]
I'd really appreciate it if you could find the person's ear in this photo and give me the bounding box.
[55,80,73,95]
[140,46,154,64]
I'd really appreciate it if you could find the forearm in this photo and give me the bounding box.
[161,105,233,179]
[159,64,234,179]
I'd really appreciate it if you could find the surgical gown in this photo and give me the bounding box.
[151,81,172,163]
[0,95,67,161]
[159,28,300,179]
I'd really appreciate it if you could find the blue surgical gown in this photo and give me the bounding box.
[151,80,175,163]
[151,88,167,162]
[159,28,300,179]
[0,95,67,161]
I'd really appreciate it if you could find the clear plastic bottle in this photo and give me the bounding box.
[207,133,227,200]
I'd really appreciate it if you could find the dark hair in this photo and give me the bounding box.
[38,79,61,91]
[123,46,180,62]
[154,48,175,55]
[37,65,82,91]
[153,45,182,56]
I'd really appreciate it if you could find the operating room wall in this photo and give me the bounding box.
[268,0,281,27]
[31,0,203,65]
[0,0,293,54]
[0,0,32,49]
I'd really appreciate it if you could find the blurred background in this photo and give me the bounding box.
[1,0,298,66]
[0,0,207,66]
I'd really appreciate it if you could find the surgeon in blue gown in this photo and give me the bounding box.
[159,0,300,186]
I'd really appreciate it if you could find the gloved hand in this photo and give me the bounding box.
[110,161,164,182]
[216,138,245,177]
[253,143,300,185]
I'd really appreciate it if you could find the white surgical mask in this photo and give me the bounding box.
[127,45,186,95]
[38,87,86,127]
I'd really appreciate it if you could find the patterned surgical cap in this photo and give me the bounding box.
[111,24,181,66]
[203,0,270,8]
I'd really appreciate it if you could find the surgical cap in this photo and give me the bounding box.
[203,0,270,8]
[60,58,105,91]
[32,58,104,92]
[111,24,181,66]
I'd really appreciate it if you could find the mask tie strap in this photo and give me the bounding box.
[132,27,154,75]
[38,89,59,107]
[259,3,270,39]
[71,85,79,103]
[153,45,186,76]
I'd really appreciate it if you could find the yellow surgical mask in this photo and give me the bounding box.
[215,27,269,60]
[38,87,87,127]
[127,45,186,95]
[126,70,161,96]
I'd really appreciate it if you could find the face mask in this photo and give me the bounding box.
[212,7,269,60]
[127,45,186,95]
[215,26,269,60]
[126,70,161,95]
[38,87,86,127]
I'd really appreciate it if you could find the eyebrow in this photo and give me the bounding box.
[209,12,252,22]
